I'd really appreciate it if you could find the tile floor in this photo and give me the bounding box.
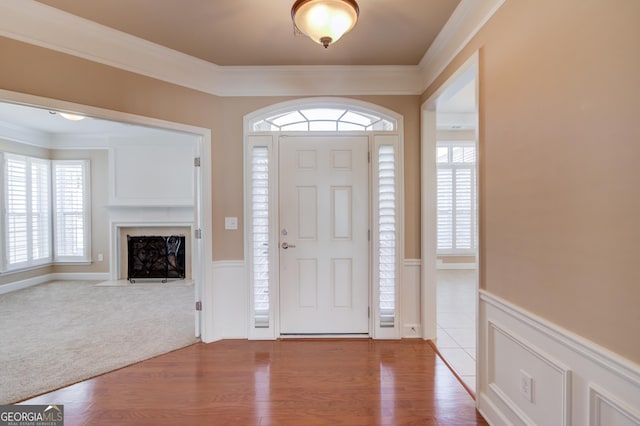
[435,269,477,392]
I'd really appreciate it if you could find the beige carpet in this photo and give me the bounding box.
[0,280,198,404]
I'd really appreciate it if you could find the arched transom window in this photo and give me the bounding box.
[252,107,396,132]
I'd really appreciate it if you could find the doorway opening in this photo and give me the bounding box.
[421,54,480,394]
[244,98,404,340]
[0,91,210,340]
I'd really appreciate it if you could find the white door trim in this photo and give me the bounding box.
[420,51,480,384]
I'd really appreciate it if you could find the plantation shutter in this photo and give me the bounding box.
[53,160,90,261]
[5,155,29,267]
[437,168,453,250]
[31,159,51,261]
[436,142,476,254]
[455,168,473,250]
[378,145,396,327]
[251,146,271,328]
[2,154,51,270]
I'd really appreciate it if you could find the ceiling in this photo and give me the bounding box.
[34,0,461,66]
[1,1,475,138]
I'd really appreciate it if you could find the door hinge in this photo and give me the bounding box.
[195,301,202,311]
[194,228,202,239]
[368,229,370,241]
[194,157,201,167]
[368,151,371,163]
[368,307,371,318]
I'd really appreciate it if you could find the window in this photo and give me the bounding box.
[252,107,396,132]
[250,147,271,328]
[377,144,397,327]
[52,160,91,262]
[436,142,476,254]
[1,153,52,271]
[0,154,90,272]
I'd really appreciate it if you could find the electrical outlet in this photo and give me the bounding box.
[520,369,534,402]
[97,253,104,262]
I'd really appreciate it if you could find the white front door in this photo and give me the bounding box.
[279,135,369,334]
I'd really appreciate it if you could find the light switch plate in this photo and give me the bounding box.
[225,217,238,230]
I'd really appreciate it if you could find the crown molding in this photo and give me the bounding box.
[0,0,503,97]
[0,121,51,148]
[418,0,507,92]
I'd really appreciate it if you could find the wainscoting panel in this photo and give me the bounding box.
[478,290,640,426]
[487,321,571,425]
[589,384,640,426]
[402,259,422,338]
[108,135,197,207]
[210,260,248,341]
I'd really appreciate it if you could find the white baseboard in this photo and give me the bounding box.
[51,272,112,281]
[0,272,112,295]
[436,261,476,270]
[478,290,640,426]
[0,274,53,295]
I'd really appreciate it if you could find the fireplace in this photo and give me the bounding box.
[127,235,186,282]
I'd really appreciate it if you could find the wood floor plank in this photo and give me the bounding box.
[20,339,487,425]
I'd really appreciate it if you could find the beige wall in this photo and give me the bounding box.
[0,37,422,261]
[423,0,640,362]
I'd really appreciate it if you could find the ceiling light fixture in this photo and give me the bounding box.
[291,0,359,48]
[58,112,86,121]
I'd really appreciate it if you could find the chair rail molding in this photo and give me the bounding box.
[478,290,640,426]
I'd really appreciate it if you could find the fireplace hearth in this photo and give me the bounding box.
[127,235,186,283]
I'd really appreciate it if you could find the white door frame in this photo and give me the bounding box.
[244,97,404,340]
[420,53,480,343]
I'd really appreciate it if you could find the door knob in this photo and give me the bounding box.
[281,242,296,249]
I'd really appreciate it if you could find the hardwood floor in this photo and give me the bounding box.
[22,340,488,425]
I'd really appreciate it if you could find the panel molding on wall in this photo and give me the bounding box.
[402,259,422,338]
[487,320,571,425]
[479,290,640,426]
[210,259,423,341]
[589,384,640,426]
[108,138,196,207]
[210,260,248,341]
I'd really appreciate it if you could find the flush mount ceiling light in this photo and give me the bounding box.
[291,0,359,48]
[51,111,86,121]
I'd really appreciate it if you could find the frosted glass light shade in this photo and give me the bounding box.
[292,0,359,48]
[59,112,86,121]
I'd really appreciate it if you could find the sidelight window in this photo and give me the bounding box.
[250,146,271,328]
